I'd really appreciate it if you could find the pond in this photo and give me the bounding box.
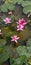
[0,0,31,65]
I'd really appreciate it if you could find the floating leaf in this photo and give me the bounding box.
[26,38,31,53]
[0,39,6,47]
[1,3,15,12]
[14,55,27,65]
[0,45,10,63]
[8,4,15,10]
[23,5,31,14]
[22,1,31,7]
[16,46,27,56]
[16,46,31,58]
[0,47,3,54]
[5,0,23,4]
[1,3,8,12]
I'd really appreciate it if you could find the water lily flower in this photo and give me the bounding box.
[4,17,11,24]
[17,18,27,31]
[8,11,12,15]
[11,35,20,43]
[0,30,2,34]
[17,18,27,26]
[17,25,24,31]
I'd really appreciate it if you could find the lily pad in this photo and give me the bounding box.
[1,3,15,12]
[0,39,6,47]
[23,5,31,14]
[0,46,9,63]
[16,46,31,58]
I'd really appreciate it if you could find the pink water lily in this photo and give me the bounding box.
[17,18,27,26]
[0,30,2,34]
[8,11,12,15]
[17,18,27,31]
[17,25,24,31]
[11,35,20,43]
[4,17,11,24]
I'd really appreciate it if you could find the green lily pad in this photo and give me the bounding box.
[0,47,3,54]
[0,39,6,47]
[1,3,15,12]
[1,3,8,12]
[8,4,15,10]
[16,46,31,58]
[14,55,27,65]
[23,5,31,14]
[0,45,10,63]
[22,1,31,7]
